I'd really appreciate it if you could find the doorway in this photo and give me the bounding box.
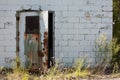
[16,10,55,70]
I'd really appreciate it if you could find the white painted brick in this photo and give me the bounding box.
[82,5,102,12]
[55,23,63,29]
[0,28,16,35]
[59,41,68,47]
[101,0,112,6]
[4,52,16,58]
[0,35,5,41]
[74,12,85,18]
[6,5,21,11]
[73,23,85,29]
[99,29,112,35]
[103,12,113,19]
[79,18,87,23]
[60,17,69,23]
[0,41,16,46]
[55,34,63,40]
[68,6,81,11]
[67,52,79,58]
[0,11,7,17]
[6,11,16,17]
[0,0,113,66]
[7,0,17,5]
[62,35,74,41]
[80,41,94,46]
[106,34,112,40]
[5,46,16,52]
[0,47,5,52]
[0,0,7,5]
[73,35,84,40]
[84,23,99,29]
[55,29,74,35]
[68,41,80,47]
[74,29,99,35]
[0,5,12,10]
[55,46,62,53]
[63,57,73,63]
[66,52,75,58]
[74,46,84,52]
[52,5,68,11]
[4,34,16,41]
[102,6,112,12]
[62,23,74,29]
[67,29,75,35]
[62,47,74,53]
[55,11,63,17]
[62,0,73,5]
[102,18,112,23]
[90,17,102,23]
[5,24,16,29]
[84,45,95,52]
[85,35,97,41]
[67,17,80,23]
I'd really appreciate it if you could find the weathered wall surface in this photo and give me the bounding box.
[0,0,112,67]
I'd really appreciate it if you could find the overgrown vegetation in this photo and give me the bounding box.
[112,0,120,72]
[0,58,89,80]
[1,37,120,79]
[92,35,111,74]
[110,39,120,73]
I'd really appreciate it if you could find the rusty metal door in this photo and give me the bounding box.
[17,11,49,70]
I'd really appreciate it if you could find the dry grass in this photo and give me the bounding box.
[0,59,90,80]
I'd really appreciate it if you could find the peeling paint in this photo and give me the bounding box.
[85,11,90,20]
[17,11,50,71]
[24,34,39,68]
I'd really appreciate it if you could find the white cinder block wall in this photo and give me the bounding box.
[0,0,112,67]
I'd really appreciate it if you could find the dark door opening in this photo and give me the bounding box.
[48,11,55,68]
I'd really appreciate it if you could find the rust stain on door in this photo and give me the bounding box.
[24,33,48,70]
[24,34,39,68]
[42,31,48,70]
[17,11,50,71]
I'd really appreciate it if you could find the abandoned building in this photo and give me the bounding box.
[0,0,112,69]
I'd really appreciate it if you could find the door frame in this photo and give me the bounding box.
[16,10,55,68]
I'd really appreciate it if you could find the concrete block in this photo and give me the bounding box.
[63,57,73,63]
[62,47,74,53]
[67,17,79,23]
[0,35,5,41]
[5,46,16,52]
[79,41,94,46]
[73,35,84,41]
[0,0,113,67]
[68,41,80,47]
[85,35,97,41]
[62,35,74,41]
[102,18,112,23]
[0,47,5,52]
[59,41,68,47]
[101,0,113,6]
[62,23,74,29]
[0,41,16,46]
[4,34,16,41]
[90,17,102,23]
[102,5,112,12]
[0,0,7,5]
[73,23,85,29]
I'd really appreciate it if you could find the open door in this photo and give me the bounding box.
[16,11,54,70]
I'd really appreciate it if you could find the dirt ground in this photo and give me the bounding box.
[0,74,120,80]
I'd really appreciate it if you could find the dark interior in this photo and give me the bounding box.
[25,16,39,34]
[48,12,54,68]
